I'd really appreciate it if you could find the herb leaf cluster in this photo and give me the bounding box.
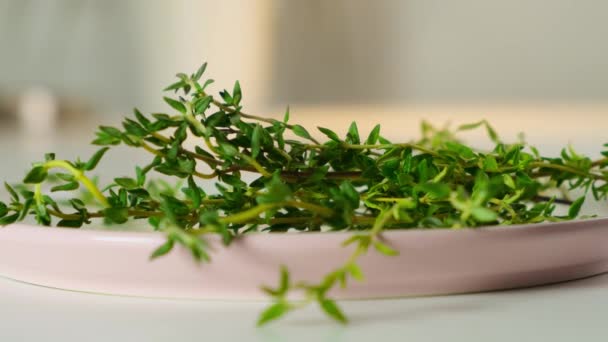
[2,63,608,325]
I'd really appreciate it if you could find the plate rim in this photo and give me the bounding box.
[4,215,608,239]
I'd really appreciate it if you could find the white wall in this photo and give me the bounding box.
[1,0,607,118]
[272,0,608,105]
[126,0,272,114]
[0,0,272,117]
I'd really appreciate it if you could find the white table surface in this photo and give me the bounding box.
[2,107,608,341]
[1,273,608,342]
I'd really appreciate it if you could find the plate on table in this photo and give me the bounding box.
[1,218,608,299]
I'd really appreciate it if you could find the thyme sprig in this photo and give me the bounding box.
[2,63,608,325]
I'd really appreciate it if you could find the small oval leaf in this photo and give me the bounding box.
[257,302,290,326]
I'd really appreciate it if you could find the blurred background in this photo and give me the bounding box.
[0,0,607,206]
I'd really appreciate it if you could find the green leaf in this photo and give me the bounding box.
[0,202,8,217]
[485,123,499,143]
[4,182,19,202]
[150,238,175,259]
[339,181,360,208]
[70,198,86,211]
[278,265,290,295]
[201,79,214,91]
[471,171,490,205]
[341,234,364,247]
[84,147,110,171]
[317,271,339,293]
[257,302,290,326]
[163,97,186,114]
[347,121,360,144]
[216,223,233,246]
[378,136,391,144]
[163,80,186,92]
[338,270,348,288]
[114,177,138,190]
[233,80,242,105]
[416,159,430,182]
[366,124,381,145]
[104,207,129,224]
[482,155,499,172]
[151,113,171,121]
[256,175,292,204]
[168,229,209,262]
[415,182,450,199]
[219,90,233,105]
[54,173,74,182]
[133,108,151,128]
[23,166,48,184]
[458,120,499,143]
[292,124,313,141]
[219,143,238,157]
[51,181,79,192]
[193,62,207,81]
[175,72,189,82]
[444,142,476,160]
[174,123,188,143]
[457,121,484,131]
[502,174,516,189]
[122,119,148,137]
[193,96,212,115]
[529,146,540,159]
[0,213,19,226]
[283,107,290,123]
[122,133,141,147]
[198,211,231,245]
[251,124,262,159]
[319,298,347,324]
[32,200,49,222]
[57,218,84,228]
[372,240,399,256]
[99,126,123,138]
[471,207,498,223]
[160,195,191,220]
[568,196,585,219]
[318,127,341,142]
[261,285,280,296]
[92,133,121,146]
[166,142,179,161]
[135,166,146,187]
[177,158,196,175]
[194,146,216,161]
[347,263,365,281]
[187,176,202,208]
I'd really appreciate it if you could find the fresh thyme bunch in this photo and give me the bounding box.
[1,63,608,325]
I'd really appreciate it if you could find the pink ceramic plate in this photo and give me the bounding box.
[1,219,608,300]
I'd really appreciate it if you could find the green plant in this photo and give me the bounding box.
[1,63,608,325]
